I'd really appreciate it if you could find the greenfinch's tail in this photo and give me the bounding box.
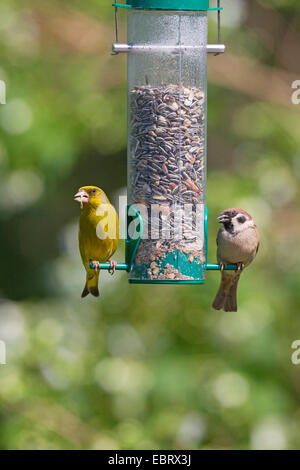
[82,270,100,298]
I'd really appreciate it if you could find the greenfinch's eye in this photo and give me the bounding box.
[90,189,97,194]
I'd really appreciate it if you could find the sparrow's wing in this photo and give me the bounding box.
[216,227,222,246]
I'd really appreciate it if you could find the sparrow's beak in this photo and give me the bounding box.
[217,214,231,224]
[74,190,89,205]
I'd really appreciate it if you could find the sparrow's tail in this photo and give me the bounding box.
[212,272,240,312]
[82,269,100,298]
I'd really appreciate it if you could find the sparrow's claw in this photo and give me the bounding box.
[236,262,245,272]
[108,260,117,275]
[91,260,101,272]
[220,262,227,272]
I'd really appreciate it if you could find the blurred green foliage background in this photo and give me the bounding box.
[0,0,300,450]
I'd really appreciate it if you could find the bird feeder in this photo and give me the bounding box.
[91,1,240,282]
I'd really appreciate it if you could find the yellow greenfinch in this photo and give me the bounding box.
[74,185,119,297]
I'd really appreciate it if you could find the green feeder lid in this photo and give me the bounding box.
[112,1,221,11]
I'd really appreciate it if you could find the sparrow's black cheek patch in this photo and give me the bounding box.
[237,215,246,224]
[224,221,234,234]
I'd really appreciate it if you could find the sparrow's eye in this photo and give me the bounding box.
[90,188,97,194]
[237,215,246,224]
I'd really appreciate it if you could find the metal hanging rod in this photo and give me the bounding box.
[112,43,225,54]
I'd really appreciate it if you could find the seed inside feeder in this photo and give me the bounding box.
[128,83,206,281]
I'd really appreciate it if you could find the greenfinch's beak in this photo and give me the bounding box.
[74,190,89,205]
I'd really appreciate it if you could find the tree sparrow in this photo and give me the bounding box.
[212,208,259,312]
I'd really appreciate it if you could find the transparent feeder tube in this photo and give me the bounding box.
[127,10,207,283]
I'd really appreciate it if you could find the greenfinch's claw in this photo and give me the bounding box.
[91,261,101,272]
[108,260,117,275]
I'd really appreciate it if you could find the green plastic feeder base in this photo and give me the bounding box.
[128,250,205,284]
